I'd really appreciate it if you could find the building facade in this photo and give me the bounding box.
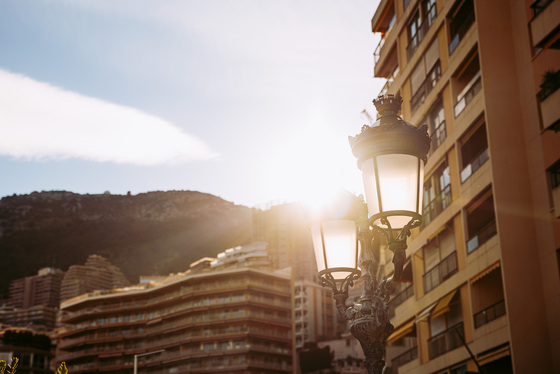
[56,264,294,373]
[371,0,560,373]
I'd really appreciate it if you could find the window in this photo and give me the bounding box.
[423,0,437,28]
[460,120,488,183]
[448,0,475,54]
[423,160,451,226]
[423,228,457,293]
[453,51,481,117]
[408,10,423,60]
[406,0,437,60]
[466,188,497,253]
[426,99,447,152]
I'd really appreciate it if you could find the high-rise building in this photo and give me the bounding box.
[60,255,130,302]
[252,203,318,281]
[8,268,64,309]
[371,0,559,373]
[1,268,65,331]
[56,253,294,373]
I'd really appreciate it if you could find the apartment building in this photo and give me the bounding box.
[56,259,294,373]
[371,0,560,373]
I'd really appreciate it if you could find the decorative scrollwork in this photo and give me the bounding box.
[326,213,421,374]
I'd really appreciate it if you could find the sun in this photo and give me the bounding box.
[259,113,363,212]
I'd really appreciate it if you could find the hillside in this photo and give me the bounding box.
[0,190,254,298]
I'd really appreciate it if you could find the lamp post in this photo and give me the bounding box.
[311,94,430,374]
[133,350,164,374]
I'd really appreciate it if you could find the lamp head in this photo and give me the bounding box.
[349,94,430,228]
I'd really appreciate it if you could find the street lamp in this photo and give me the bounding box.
[133,350,164,374]
[312,94,430,374]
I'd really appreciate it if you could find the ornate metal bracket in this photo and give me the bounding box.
[325,212,421,374]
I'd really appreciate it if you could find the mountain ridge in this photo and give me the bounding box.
[0,190,254,298]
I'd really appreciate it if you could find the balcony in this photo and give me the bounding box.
[474,299,506,328]
[423,252,458,293]
[454,71,482,117]
[374,14,396,65]
[538,70,560,132]
[448,0,475,55]
[460,147,488,183]
[391,344,418,369]
[530,0,560,48]
[428,322,464,359]
[466,219,496,253]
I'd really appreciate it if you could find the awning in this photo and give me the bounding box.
[432,289,458,319]
[415,302,437,323]
[477,344,510,366]
[471,262,501,284]
[387,319,415,345]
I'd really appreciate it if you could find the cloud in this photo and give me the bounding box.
[0,69,216,165]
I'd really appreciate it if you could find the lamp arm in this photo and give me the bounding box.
[333,291,350,319]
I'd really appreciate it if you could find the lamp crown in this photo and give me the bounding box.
[373,93,402,118]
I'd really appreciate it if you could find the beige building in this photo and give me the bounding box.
[56,253,294,373]
[371,0,560,373]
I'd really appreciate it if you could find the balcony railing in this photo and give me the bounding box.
[428,322,464,359]
[537,70,560,102]
[392,344,418,369]
[374,14,396,64]
[460,147,488,183]
[388,283,414,318]
[378,65,400,97]
[423,184,452,226]
[454,71,482,117]
[467,219,497,254]
[423,251,458,294]
[474,299,506,328]
[449,9,475,54]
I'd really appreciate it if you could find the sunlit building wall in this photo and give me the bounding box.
[371,0,560,373]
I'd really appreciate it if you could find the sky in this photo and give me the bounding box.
[0,0,384,208]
